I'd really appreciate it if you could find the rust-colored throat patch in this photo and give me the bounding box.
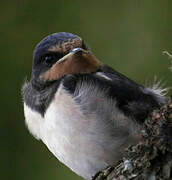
[41,49,101,81]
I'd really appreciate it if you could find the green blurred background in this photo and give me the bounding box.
[1,0,171,180]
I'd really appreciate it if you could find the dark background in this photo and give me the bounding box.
[1,1,171,180]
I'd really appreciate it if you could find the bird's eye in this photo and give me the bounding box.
[44,54,56,65]
[42,53,64,66]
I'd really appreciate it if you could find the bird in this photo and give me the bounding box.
[22,32,166,180]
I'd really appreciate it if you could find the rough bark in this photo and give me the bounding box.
[93,97,172,180]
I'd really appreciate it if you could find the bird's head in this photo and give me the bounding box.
[31,32,101,87]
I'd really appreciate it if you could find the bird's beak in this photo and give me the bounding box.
[55,48,83,64]
[41,48,101,81]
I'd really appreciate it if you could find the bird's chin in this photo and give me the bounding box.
[40,49,102,81]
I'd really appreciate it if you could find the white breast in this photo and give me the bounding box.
[24,84,140,179]
[24,85,109,179]
[45,85,113,179]
[24,103,44,140]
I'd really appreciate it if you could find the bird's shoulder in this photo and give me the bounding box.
[62,64,144,106]
[62,64,162,122]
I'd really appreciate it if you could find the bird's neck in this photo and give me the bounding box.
[22,78,60,116]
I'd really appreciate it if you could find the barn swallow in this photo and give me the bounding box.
[22,32,166,180]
